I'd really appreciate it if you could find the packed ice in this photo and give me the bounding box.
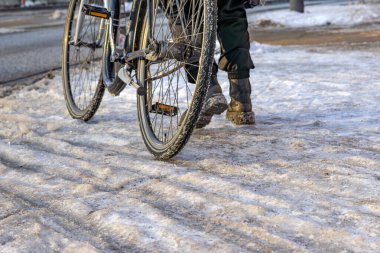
[0,2,379,252]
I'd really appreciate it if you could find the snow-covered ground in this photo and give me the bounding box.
[0,39,379,252]
[0,28,25,34]
[250,1,380,27]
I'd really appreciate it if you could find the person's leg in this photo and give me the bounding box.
[175,1,228,128]
[168,0,228,128]
[194,60,229,128]
[217,0,255,125]
[217,0,254,79]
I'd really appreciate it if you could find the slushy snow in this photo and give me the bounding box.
[0,28,25,34]
[250,2,380,27]
[0,40,379,252]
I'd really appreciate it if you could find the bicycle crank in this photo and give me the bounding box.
[123,41,193,63]
[145,41,193,62]
[117,65,146,96]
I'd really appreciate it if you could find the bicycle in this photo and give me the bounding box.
[62,0,217,159]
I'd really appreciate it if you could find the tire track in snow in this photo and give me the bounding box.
[135,194,291,252]
[0,146,170,200]
[0,136,160,188]
[0,184,146,252]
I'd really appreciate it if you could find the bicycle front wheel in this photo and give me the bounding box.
[135,0,217,159]
[62,0,106,121]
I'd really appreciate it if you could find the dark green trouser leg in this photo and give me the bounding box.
[217,0,254,79]
[168,0,254,81]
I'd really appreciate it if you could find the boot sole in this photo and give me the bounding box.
[203,94,228,115]
[226,111,255,125]
[196,94,228,128]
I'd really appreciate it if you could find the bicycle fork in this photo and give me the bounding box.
[74,0,109,47]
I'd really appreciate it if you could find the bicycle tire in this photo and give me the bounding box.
[135,0,217,159]
[62,0,106,121]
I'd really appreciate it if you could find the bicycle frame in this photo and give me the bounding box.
[73,0,86,45]
[74,0,117,53]
[72,0,191,94]
[75,0,188,62]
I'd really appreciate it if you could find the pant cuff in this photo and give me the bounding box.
[228,70,251,80]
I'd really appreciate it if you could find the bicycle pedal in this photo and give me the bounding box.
[150,103,178,117]
[82,4,111,19]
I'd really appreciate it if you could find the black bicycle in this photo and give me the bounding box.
[62,0,217,159]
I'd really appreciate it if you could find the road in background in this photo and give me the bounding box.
[0,9,65,85]
[0,26,64,83]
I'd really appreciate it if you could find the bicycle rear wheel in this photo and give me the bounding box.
[135,0,217,159]
[62,0,106,121]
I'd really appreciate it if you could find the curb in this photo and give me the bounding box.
[12,20,66,31]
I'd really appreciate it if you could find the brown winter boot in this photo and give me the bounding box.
[196,75,228,128]
[226,78,255,125]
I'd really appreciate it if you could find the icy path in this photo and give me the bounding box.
[0,43,379,252]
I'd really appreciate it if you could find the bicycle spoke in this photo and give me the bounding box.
[67,0,104,110]
[141,0,207,143]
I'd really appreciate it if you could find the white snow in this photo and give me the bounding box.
[125,2,133,12]
[0,28,25,34]
[49,10,66,20]
[22,0,48,8]
[0,40,379,251]
[250,2,380,27]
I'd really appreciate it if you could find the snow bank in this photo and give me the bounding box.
[0,28,25,34]
[49,10,66,20]
[250,2,380,28]
[125,2,132,12]
[0,42,379,252]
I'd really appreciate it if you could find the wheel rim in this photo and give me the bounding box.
[65,0,105,112]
